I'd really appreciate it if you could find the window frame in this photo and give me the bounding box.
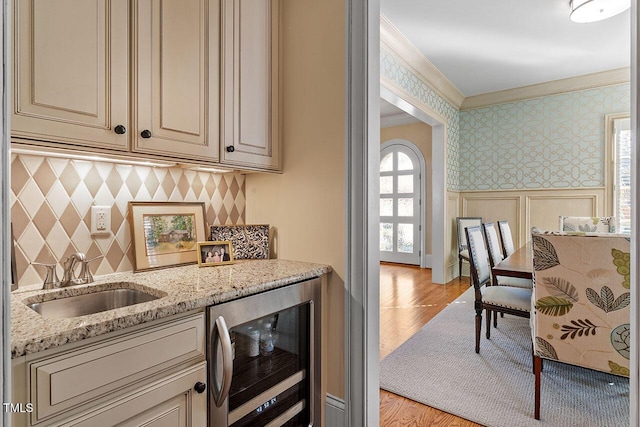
[605,112,631,232]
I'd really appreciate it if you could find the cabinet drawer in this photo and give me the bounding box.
[30,313,205,423]
[63,362,207,427]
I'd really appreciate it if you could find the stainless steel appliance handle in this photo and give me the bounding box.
[212,315,233,407]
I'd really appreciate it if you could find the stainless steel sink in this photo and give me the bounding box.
[26,288,161,318]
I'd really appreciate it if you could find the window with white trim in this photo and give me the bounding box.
[613,117,631,234]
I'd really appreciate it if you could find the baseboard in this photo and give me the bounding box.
[325,394,346,427]
[422,254,432,268]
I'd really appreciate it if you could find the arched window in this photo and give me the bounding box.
[379,142,423,265]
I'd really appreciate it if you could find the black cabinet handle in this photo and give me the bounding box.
[194,382,206,394]
[114,125,126,135]
[226,145,235,153]
[141,129,152,139]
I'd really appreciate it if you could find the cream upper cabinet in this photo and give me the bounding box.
[12,0,129,150]
[221,0,281,171]
[12,0,282,172]
[133,0,220,162]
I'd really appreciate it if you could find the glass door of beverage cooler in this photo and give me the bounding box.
[207,279,321,427]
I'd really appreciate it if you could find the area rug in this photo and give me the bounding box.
[379,287,629,427]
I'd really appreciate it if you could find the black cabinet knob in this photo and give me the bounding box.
[194,382,206,394]
[114,125,126,135]
[141,129,152,139]
[226,145,235,153]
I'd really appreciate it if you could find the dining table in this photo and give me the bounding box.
[492,244,533,279]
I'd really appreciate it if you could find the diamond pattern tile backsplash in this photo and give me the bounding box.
[11,153,246,288]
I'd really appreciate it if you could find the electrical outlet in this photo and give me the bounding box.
[91,206,111,236]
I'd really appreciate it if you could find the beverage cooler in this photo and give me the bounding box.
[207,278,322,426]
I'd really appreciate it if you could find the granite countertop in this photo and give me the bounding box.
[11,259,331,359]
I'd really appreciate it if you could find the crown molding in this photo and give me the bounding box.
[380,14,465,109]
[461,67,631,110]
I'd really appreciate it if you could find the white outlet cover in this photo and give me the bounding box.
[91,206,111,236]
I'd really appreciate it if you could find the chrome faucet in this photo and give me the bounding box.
[32,252,103,289]
[61,252,87,287]
[31,262,60,290]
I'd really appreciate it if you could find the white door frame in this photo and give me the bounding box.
[344,0,380,425]
[630,1,639,424]
[380,85,447,283]
[380,139,428,268]
[1,0,10,423]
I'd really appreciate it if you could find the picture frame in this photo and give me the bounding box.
[210,224,270,259]
[129,202,207,272]
[197,241,234,266]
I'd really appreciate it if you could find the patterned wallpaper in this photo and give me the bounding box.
[380,48,461,191]
[11,153,246,287]
[459,84,630,191]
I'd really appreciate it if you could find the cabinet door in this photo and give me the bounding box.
[134,0,220,162]
[221,0,281,171]
[12,0,129,150]
[65,363,207,427]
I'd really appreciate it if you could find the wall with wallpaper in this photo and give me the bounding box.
[459,83,630,191]
[11,153,246,287]
[380,48,461,191]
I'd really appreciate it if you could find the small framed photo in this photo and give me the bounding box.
[129,201,207,272]
[197,241,234,266]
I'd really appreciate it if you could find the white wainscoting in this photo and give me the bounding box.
[447,192,461,280]
[458,187,606,249]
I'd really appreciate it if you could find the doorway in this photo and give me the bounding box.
[379,141,424,266]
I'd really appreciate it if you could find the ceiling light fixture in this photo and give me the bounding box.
[570,0,630,23]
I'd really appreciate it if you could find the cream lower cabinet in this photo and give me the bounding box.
[12,0,130,151]
[64,363,206,427]
[11,312,207,427]
[220,0,281,171]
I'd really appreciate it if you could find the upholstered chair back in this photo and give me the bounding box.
[497,220,515,257]
[558,216,617,233]
[466,225,491,287]
[531,232,630,377]
[457,217,483,252]
[482,222,503,267]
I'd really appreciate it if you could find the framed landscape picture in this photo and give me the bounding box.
[129,202,207,272]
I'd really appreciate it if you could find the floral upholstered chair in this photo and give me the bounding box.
[531,232,630,420]
[558,216,617,233]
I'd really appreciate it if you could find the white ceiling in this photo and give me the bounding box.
[379,0,631,97]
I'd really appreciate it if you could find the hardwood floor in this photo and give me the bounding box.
[379,262,482,427]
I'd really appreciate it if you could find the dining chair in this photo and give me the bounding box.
[465,225,531,353]
[558,216,617,233]
[531,232,630,420]
[456,217,482,279]
[482,222,532,289]
[497,220,515,257]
